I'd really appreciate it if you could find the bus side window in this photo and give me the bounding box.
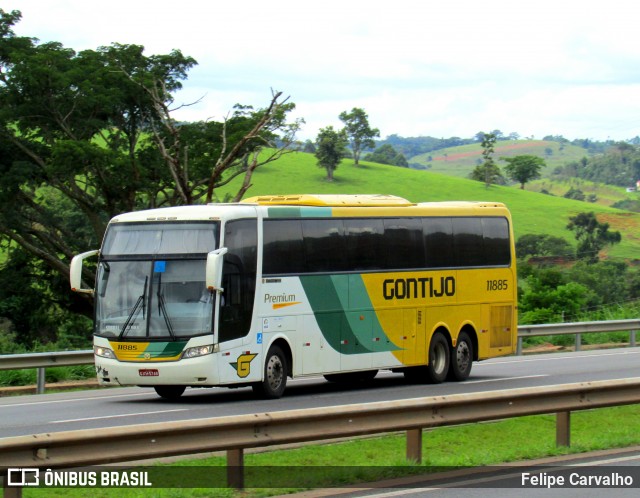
[344,219,384,271]
[423,217,454,268]
[218,219,257,343]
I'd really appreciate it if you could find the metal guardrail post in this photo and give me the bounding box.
[406,429,422,463]
[36,368,45,395]
[2,475,22,498]
[227,449,244,489]
[556,411,571,447]
[575,333,581,352]
[631,330,637,347]
[516,337,523,356]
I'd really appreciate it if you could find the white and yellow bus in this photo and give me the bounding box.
[70,194,517,399]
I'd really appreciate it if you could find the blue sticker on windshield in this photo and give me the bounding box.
[154,261,166,273]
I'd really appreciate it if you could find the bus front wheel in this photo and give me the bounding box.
[426,332,450,383]
[154,385,186,400]
[253,345,287,399]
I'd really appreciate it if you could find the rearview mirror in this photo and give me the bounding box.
[206,248,228,292]
[70,249,99,294]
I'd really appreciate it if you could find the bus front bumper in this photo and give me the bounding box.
[94,355,218,387]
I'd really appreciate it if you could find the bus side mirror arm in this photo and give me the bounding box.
[70,249,99,294]
[206,248,228,293]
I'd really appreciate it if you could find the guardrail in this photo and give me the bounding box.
[0,351,94,394]
[516,318,640,355]
[0,319,639,394]
[1,377,640,493]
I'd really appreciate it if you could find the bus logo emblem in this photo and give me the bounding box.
[231,353,257,378]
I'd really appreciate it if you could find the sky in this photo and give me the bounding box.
[5,0,640,142]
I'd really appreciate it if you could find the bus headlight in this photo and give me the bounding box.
[94,346,116,359]
[182,345,214,359]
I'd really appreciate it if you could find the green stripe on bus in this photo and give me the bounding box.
[267,207,333,218]
[300,275,398,354]
[142,341,187,358]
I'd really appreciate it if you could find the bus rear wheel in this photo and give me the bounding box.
[426,332,450,383]
[449,331,473,381]
[253,345,287,399]
[154,385,186,400]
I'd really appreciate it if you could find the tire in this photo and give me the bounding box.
[253,345,287,399]
[448,331,473,381]
[426,332,450,383]
[154,385,186,400]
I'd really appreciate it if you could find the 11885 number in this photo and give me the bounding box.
[487,279,508,291]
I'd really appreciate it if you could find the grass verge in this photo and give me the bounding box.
[21,404,640,497]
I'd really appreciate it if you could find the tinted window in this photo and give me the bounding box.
[102,222,218,257]
[424,218,455,268]
[482,217,510,265]
[263,220,304,275]
[383,218,425,269]
[301,219,348,272]
[344,219,384,270]
[219,219,257,342]
[453,218,485,267]
[262,215,511,274]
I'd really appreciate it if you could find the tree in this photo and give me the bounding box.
[566,212,621,263]
[516,234,573,260]
[567,260,632,312]
[564,187,586,201]
[0,10,301,324]
[314,126,348,181]
[470,132,503,187]
[302,139,316,153]
[519,273,589,324]
[363,144,408,167]
[338,107,379,166]
[502,154,545,189]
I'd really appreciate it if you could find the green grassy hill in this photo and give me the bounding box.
[526,177,639,208]
[217,151,640,261]
[407,139,639,210]
[409,140,589,178]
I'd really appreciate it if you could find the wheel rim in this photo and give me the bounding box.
[432,342,447,374]
[456,340,470,372]
[266,354,284,391]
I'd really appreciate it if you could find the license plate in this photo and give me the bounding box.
[138,369,159,377]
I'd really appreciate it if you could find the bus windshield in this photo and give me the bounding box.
[95,222,219,340]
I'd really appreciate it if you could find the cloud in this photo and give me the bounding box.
[6,0,640,141]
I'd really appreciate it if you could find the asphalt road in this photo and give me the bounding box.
[2,347,640,438]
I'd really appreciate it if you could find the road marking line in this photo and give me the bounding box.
[481,349,640,366]
[0,391,158,408]
[51,408,189,424]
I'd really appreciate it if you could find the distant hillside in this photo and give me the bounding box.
[409,140,590,178]
[216,151,640,261]
[526,178,640,210]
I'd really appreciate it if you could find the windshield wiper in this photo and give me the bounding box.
[156,273,176,340]
[119,276,147,339]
